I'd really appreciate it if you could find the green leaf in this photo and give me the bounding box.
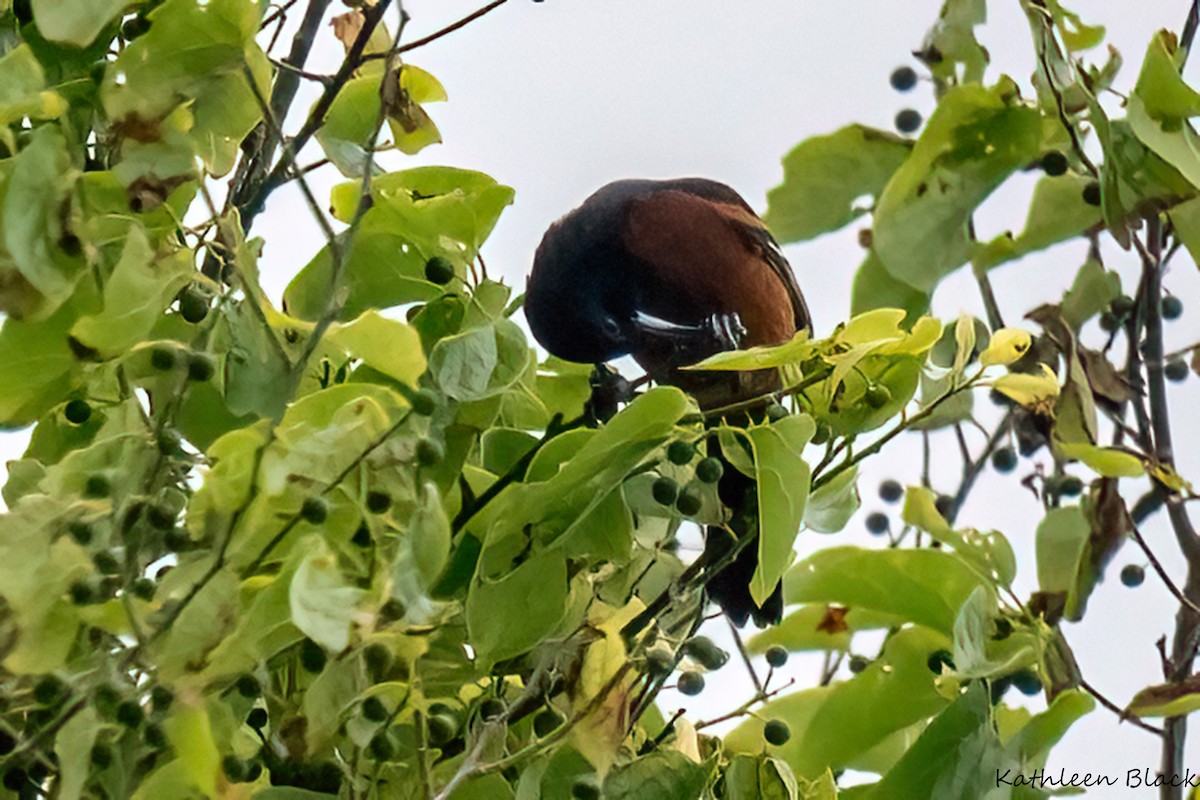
[745,415,814,605]
[803,465,859,533]
[1133,30,1200,122]
[1060,259,1120,331]
[0,286,89,425]
[290,536,367,652]
[70,230,191,357]
[1035,505,1090,598]
[902,486,1017,587]
[429,319,529,401]
[329,310,427,387]
[1168,195,1200,265]
[4,125,82,317]
[31,0,126,46]
[727,626,952,779]
[850,250,930,323]
[101,0,269,176]
[54,706,101,800]
[974,175,1103,274]
[1126,673,1200,718]
[603,750,710,800]
[873,81,1042,293]
[1004,689,1094,767]
[466,546,569,665]
[164,702,220,797]
[724,754,803,800]
[765,125,912,243]
[749,605,905,654]
[867,683,1011,799]
[0,44,68,127]
[921,0,988,84]
[1127,94,1200,191]
[784,546,989,634]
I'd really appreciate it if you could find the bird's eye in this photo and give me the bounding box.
[600,315,623,341]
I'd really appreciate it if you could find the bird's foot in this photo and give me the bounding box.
[708,312,747,351]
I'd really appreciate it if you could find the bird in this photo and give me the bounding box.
[524,178,811,627]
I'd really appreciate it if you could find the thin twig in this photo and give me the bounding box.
[1078,677,1163,736]
[362,0,510,61]
[1130,525,1200,616]
[727,618,764,695]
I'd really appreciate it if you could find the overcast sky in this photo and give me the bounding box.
[7,0,1200,792]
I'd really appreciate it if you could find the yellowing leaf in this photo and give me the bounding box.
[980,328,1032,367]
[991,363,1060,406]
[1057,442,1145,478]
[1127,674,1200,718]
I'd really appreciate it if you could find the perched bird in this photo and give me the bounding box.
[525,178,811,627]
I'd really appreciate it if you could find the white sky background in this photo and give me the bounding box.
[5,0,1200,793]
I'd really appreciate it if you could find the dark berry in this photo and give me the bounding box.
[410,388,438,416]
[157,429,182,456]
[695,457,724,484]
[427,713,458,746]
[991,446,1018,473]
[675,488,703,517]
[68,520,94,545]
[186,353,215,382]
[1166,358,1189,382]
[479,698,505,720]
[116,700,145,728]
[934,494,953,518]
[416,439,443,467]
[1120,563,1145,587]
[810,423,832,446]
[1057,475,1084,497]
[645,647,674,676]
[121,15,151,39]
[1162,295,1184,320]
[150,685,173,712]
[351,523,371,547]
[84,474,112,498]
[766,402,789,421]
[64,399,92,424]
[1111,295,1135,318]
[667,440,695,465]
[299,639,327,673]
[879,479,903,503]
[90,742,114,768]
[927,649,955,673]
[368,733,395,760]
[149,346,176,371]
[682,636,728,671]
[69,580,97,605]
[571,777,601,800]
[992,618,1013,640]
[1098,310,1120,333]
[651,477,679,506]
[1082,181,1102,206]
[300,496,328,525]
[765,645,789,669]
[246,707,268,729]
[0,729,14,756]
[848,655,870,673]
[363,643,393,678]
[865,512,889,536]
[234,675,260,698]
[361,696,388,722]
[895,109,923,134]
[163,527,190,551]
[143,723,168,749]
[864,383,892,408]
[222,755,247,782]
[147,502,175,530]
[424,256,455,285]
[178,288,209,324]
[1012,669,1042,696]
[366,490,391,514]
[33,675,67,705]
[93,549,121,575]
[378,599,406,623]
[533,708,562,738]
[763,719,791,746]
[677,670,705,696]
[131,578,156,600]
[889,66,918,91]
[1040,151,1068,176]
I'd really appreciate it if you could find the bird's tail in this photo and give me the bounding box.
[702,441,783,628]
